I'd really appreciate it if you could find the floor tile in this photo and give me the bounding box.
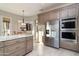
[26,43,79,56]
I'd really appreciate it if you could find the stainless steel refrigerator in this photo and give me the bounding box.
[46,20,60,48]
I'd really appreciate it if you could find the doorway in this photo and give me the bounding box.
[38,31,44,43]
[35,25,45,44]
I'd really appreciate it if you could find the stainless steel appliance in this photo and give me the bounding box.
[61,31,76,40]
[60,17,76,30]
[60,17,77,40]
[45,20,60,48]
[51,20,60,48]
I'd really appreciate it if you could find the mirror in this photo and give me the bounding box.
[3,17,10,35]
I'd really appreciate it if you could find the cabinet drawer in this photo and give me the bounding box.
[0,48,4,56]
[60,40,77,51]
[18,42,26,49]
[4,42,26,54]
[17,49,26,56]
[26,40,33,53]
[6,47,26,56]
[4,43,20,54]
[0,41,4,47]
[4,39,17,46]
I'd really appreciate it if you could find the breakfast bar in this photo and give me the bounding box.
[0,34,33,56]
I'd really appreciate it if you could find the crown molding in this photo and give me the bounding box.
[39,3,74,14]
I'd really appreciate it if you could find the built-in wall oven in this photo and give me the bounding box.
[60,17,76,30]
[61,31,76,40]
[60,17,77,40]
[62,21,75,29]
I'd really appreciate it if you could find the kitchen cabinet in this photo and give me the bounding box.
[60,4,79,52]
[0,48,4,56]
[60,40,78,51]
[4,39,17,46]
[38,14,45,24]
[38,9,59,24]
[48,9,59,20]
[26,37,33,53]
[67,4,78,18]
[43,12,49,21]
[0,36,33,56]
[0,41,4,47]
[38,4,79,52]
[59,7,68,19]
[0,41,4,56]
[59,4,78,19]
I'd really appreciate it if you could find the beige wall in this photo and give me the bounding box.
[0,9,37,36]
[0,10,23,35]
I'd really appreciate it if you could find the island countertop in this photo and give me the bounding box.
[0,34,33,41]
[0,34,33,56]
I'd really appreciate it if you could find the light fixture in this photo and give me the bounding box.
[21,10,26,26]
[20,10,26,31]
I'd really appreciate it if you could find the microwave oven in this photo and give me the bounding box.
[62,21,75,29]
[61,17,76,29]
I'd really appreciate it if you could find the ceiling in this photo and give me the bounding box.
[0,3,69,16]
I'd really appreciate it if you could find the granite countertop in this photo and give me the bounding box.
[0,34,33,41]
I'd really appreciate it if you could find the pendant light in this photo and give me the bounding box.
[21,10,25,26]
[20,10,26,31]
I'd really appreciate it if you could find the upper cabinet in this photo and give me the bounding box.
[38,12,50,24]
[38,4,78,24]
[67,4,78,18]
[59,4,78,19]
[59,7,68,19]
[48,9,59,20]
[38,14,45,24]
[38,9,59,24]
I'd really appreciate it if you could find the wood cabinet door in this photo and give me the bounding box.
[43,13,49,23]
[4,39,17,46]
[59,7,68,19]
[26,38,33,53]
[59,4,78,19]
[60,40,77,51]
[38,9,59,24]
[48,10,59,20]
[0,41,4,48]
[67,4,78,18]
[38,14,45,24]
[4,43,20,54]
[0,48,4,56]
[48,11,55,20]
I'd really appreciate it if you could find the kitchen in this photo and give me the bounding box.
[0,3,79,56]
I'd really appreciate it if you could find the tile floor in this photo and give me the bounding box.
[26,43,79,56]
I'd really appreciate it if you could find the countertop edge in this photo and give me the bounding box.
[0,35,33,41]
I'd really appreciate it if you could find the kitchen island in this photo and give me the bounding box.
[0,34,33,56]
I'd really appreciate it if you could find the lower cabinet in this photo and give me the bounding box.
[0,48,4,56]
[60,40,79,52]
[0,36,33,56]
[8,48,26,56]
[26,38,33,53]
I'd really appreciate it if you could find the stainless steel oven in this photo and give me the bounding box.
[60,30,76,40]
[60,17,76,30]
[62,21,75,29]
